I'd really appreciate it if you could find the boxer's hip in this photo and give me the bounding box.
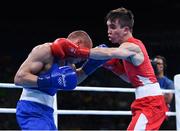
[20,88,54,108]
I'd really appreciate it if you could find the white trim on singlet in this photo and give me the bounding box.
[135,82,162,99]
[20,88,54,108]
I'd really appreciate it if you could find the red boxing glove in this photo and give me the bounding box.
[51,38,90,59]
[103,59,125,75]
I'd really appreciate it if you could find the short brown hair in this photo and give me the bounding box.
[106,7,134,32]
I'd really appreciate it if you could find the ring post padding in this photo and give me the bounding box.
[174,74,180,130]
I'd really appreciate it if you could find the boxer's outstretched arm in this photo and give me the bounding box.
[90,42,144,66]
[91,42,140,58]
[90,43,135,59]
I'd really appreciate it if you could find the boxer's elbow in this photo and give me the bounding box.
[76,68,88,84]
[14,71,27,86]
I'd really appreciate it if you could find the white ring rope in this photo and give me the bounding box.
[0,108,176,116]
[0,83,175,93]
[0,83,176,116]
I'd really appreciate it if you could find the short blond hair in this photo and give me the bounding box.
[67,30,93,48]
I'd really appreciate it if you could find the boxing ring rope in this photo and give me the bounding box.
[0,74,180,129]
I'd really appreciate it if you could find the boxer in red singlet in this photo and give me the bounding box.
[88,7,168,130]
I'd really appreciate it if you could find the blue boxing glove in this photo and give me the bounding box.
[37,65,77,96]
[51,66,77,90]
[81,44,109,75]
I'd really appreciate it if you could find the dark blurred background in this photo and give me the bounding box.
[0,0,179,130]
